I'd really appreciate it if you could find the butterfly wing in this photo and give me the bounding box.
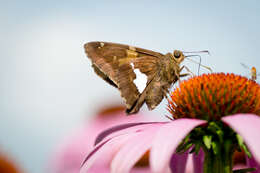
[91,64,118,88]
[84,41,163,112]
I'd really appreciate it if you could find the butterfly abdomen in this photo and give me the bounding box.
[145,79,171,110]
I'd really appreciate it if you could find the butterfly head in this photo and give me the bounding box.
[173,50,185,64]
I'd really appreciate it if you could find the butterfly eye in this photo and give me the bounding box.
[173,50,181,59]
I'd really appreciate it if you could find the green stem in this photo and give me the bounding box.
[203,140,233,173]
[223,140,233,173]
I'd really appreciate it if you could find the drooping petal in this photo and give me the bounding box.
[192,149,204,173]
[169,152,188,173]
[185,155,194,173]
[95,122,165,145]
[111,125,160,173]
[151,119,206,173]
[222,114,260,163]
[246,156,260,173]
[80,133,139,173]
[129,168,152,173]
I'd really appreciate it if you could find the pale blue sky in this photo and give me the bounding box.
[1,1,260,173]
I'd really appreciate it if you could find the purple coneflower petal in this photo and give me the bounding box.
[222,114,260,163]
[80,133,138,173]
[129,168,152,173]
[151,119,206,173]
[246,156,260,173]
[192,149,204,173]
[169,152,188,173]
[111,125,160,173]
[95,122,165,145]
[97,122,166,146]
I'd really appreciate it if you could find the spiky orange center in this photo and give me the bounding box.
[168,73,260,120]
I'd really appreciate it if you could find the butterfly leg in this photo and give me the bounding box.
[180,73,190,77]
[162,88,171,102]
[182,65,195,76]
[176,66,191,82]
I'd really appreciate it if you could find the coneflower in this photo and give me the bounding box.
[81,73,260,173]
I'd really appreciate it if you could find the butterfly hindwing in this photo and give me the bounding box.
[91,64,117,88]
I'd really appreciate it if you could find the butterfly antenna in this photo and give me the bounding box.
[183,50,211,74]
[240,63,250,70]
[185,55,212,73]
[183,50,210,55]
[198,55,202,75]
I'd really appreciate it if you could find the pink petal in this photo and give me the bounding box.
[111,125,160,173]
[51,110,156,173]
[84,166,109,173]
[96,122,166,145]
[185,155,194,173]
[246,156,260,173]
[169,152,188,173]
[95,122,165,145]
[80,133,138,173]
[192,149,204,173]
[222,114,260,163]
[151,119,206,173]
[129,168,151,173]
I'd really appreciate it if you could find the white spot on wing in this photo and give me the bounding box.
[130,63,147,92]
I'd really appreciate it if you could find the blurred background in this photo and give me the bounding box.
[1,0,260,172]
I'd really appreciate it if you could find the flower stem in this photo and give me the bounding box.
[203,139,233,173]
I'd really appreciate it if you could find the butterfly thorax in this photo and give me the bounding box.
[158,53,181,83]
[142,53,182,110]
